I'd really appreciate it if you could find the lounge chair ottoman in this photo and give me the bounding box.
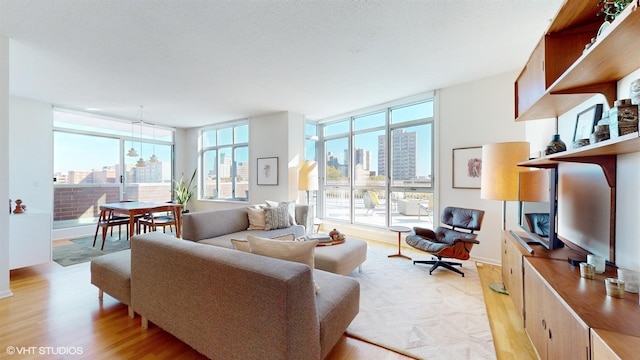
[90,250,134,318]
[314,238,367,275]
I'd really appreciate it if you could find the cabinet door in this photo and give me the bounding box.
[524,260,549,360]
[547,294,590,359]
[9,212,52,269]
[502,232,525,326]
[507,238,524,326]
[516,38,546,117]
[524,260,590,360]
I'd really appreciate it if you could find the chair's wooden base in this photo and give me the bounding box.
[413,258,465,277]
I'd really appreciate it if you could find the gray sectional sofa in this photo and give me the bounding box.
[181,204,311,248]
[130,232,360,360]
[181,204,368,276]
[92,203,365,359]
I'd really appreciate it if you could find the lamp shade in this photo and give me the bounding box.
[519,169,549,202]
[298,160,318,191]
[480,142,530,201]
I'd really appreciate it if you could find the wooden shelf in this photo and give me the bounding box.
[519,131,638,188]
[519,131,640,166]
[516,1,640,121]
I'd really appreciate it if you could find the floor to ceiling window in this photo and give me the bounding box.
[201,121,249,201]
[318,97,434,228]
[53,109,175,229]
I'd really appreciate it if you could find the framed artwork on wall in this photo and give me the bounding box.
[257,157,278,185]
[573,104,603,142]
[452,146,482,189]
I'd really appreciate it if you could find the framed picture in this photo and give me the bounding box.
[257,157,278,185]
[573,104,603,142]
[452,146,482,189]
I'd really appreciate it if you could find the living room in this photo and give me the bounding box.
[2,1,640,359]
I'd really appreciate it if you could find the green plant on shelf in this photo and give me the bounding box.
[598,0,633,22]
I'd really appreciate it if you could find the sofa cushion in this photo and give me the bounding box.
[263,204,291,230]
[246,207,266,230]
[247,234,318,268]
[313,269,360,359]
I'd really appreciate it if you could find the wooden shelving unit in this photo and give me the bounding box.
[515,1,640,121]
[509,1,640,358]
[519,131,639,186]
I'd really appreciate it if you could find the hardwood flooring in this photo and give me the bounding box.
[0,241,534,359]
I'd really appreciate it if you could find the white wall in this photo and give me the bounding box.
[438,70,527,264]
[9,97,53,213]
[0,35,11,298]
[191,111,305,212]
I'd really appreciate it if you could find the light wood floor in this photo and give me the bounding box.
[0,241,535,359]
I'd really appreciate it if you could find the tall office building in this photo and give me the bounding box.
[378,129,417,181]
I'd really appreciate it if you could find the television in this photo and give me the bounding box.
[515,168,563,252]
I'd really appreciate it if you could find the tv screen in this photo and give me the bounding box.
[517,168,563,251]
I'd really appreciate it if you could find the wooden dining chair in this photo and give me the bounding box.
[93,209,131,250]
[138,209,177,234]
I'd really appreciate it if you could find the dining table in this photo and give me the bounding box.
[99,201,183,238]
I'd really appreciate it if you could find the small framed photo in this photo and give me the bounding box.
[452,146,482,189]
[257,157,278,185]
[573,104,603,142]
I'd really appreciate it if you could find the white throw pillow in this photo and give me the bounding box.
[231,233,295,252]
[230,238,251,252]
[246,207,266,230]
[271,233,295,241]
[247,234,318,268]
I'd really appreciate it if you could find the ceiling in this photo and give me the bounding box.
[0,0,563,128]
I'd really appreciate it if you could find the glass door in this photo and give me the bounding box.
[53,131,121,228]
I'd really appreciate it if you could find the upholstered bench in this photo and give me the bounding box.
[314,238,367,276]
[90,250,134,318]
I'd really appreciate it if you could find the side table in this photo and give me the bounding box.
[388,226,412,260]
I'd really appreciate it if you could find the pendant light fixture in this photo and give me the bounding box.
[136,105,146,168]
[149,122,158,164]
[126,117,139,157]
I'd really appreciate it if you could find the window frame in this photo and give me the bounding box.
[316,97,435,228]
[200,120,249,202]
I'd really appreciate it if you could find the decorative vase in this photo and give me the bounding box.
[544,134,566,155]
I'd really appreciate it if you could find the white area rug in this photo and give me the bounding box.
[346,244,496,360]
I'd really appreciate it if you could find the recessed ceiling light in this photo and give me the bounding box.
[85,107,102,111]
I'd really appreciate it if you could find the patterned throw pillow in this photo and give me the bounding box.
[265,200,297,225]
[263,204,291,230]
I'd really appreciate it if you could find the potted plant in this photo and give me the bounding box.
[173,169,197,212]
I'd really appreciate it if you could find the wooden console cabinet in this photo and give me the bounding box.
[503,230,640,360]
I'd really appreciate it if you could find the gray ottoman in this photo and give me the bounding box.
[90,250,134,318]
[314,238,367,275]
